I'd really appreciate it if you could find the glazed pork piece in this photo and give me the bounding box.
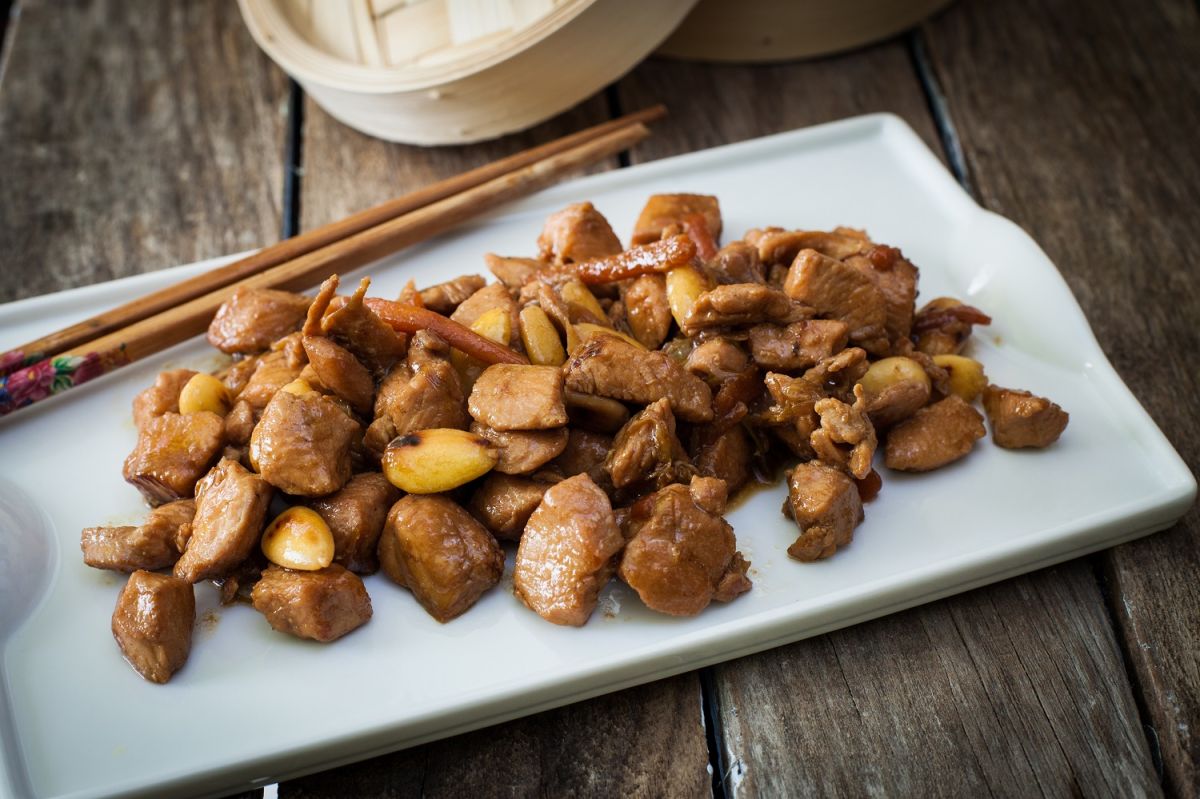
[122,411,225,505]
[236,348,304,411]
[82,499,194,572]
[419,274,486,314]
[312,276,407,375]
[619,476,751,616]
[111,570,195,684]
[785,248,889,356]
[884,395,986,472]
[747,319,849,372]
[378,495,504,622]
[471,422,568,474]
[631,193,721,246]
[468,364,567,431]
[982,385,1069,448]
[784,461,864,561]
[513,473,624,626]
[207,288,311,354]
[301,335,375,416]
[680,284,801,336]
[308,473,401,574]
[604,398,690,489]
[622,274,672,349]
[251,565,372,642]
[249,387,360,496]
[366,359,468,455]
[131,369,198,430]
[174,459,272,583]
[563,333,713,423]
[686,338,750,385]
[707,241,765,285]
[468,473,551,541]
[692,425,754,495]
[538,201,624,264]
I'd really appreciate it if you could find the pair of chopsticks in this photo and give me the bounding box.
[0,106,666,419]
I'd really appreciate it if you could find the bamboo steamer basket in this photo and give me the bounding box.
[238,0,697,145]
[657,0,955,62]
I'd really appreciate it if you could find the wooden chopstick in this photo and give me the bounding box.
[0,104,666,377]
[0,120,652,418]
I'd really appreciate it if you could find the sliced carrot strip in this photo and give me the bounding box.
[364,298,528,365]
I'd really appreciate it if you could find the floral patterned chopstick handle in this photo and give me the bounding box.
[0,351,123,417]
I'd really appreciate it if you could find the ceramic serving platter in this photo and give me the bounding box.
[0,114,1192,799]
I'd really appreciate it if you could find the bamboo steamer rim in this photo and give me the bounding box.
[237,0,597,94]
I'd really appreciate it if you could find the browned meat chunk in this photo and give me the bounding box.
[811,385,877,479]
[319,277,407,375]
[122,411,225,505]
[619,476,751,616]
[785,461,863,561]
[251,564,372,642]
[468,474,550,541]
[406,329,452,372]
[550,428,613,480]
[692,425,753,495]
[605,398,690,489]
[419,274,486,314]
[174,459,272,583]
[366,360,467,454]
[513,473,623,626]
[622,274,672,349]
[686,338,749,385]
[564,334,713,423]
[111,570,195,683]
[982,385,1069,449]
[748,320,849,372]
[132,369,197,430]
[450,282,520,341]
[485,254,543,290]
[308,473,401,574]
[81,499,194,572]
[750,228,869,265]
[302,335,374,416]
[378,495,504,623]
[217,355,260,398]
[539,202,624,264]
[631,194,721,246]
[707,241,764,285]
[206,288,310,355]
[468,364,567,431]
[785,249,888,355]
[471,422,568,474]
[846,245,919,346]
[912,297,992,356]
[250,389,360,496]
[681,284,801,336]
[236,349,303,411]
[224,400,258,446]
[885,395,985,472]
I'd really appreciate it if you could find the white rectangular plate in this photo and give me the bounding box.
[0,114,1193,799]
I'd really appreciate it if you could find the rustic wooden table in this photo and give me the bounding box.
[2,0,1196,796]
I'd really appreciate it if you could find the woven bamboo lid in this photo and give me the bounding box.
[239,0,697,144]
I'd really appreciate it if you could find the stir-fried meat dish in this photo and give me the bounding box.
[83,192,1068,682]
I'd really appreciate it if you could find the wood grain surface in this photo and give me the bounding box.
[923,0,1200,792]
[620,37,1162,797]
[278,675,709,799]
[0,0,289,304]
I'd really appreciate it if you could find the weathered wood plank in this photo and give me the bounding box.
[280,94,711,796]
[715,565,1158,796]
[278,674,709,798]
[922,0,1200,793]
[0,0,289,303]
[298,92,617,230]
[617,48,943,164]
[619,42,1160,796]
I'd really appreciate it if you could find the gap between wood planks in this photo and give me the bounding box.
[0,1,18,87]
[905,26,1168,789]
